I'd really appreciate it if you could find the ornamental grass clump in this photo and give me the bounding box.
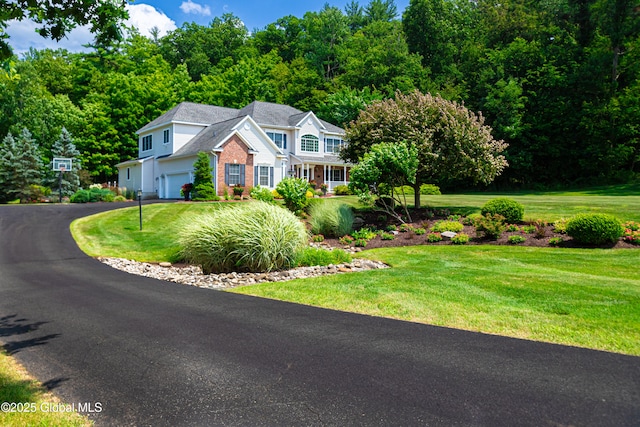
[566,213,623,245]
[309,202,354,237]
[179,202,308,273]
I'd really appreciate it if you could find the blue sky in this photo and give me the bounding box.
[7,0,410,56]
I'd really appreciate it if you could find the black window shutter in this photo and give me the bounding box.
[239,164,245,186]
[270,167,274,187]
[224,163,229,185]
[254,166,258,186]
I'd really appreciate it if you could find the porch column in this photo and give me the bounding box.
[343,166,347,185]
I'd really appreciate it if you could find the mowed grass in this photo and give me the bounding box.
[334,182,640,222]
[71,202,229,262]
[0,349,90,426]
[69,186,640,355]
[231,245,640,355]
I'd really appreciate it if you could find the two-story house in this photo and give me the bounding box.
[116,101,351,199]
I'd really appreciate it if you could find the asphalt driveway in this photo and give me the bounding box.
[0,203,638,426]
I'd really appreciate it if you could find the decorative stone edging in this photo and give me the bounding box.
[98,256,389,291]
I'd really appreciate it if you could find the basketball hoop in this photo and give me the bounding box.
[60,165,66,173]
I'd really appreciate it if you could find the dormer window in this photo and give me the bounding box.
[301,134,319,152]
[142,135,152,151]
[267,132,287,149]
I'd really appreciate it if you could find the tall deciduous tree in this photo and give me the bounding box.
[349,141,419,222]
[343,90,508,207]
[0,0,128,60]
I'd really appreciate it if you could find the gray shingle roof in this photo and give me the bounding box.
[138,102,239,133]
[140,100,344,138]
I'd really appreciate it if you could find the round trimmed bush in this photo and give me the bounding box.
[481,198,524,223]
[565,213,623,245]
[179,202,308,273]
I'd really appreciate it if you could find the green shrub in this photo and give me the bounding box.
[309,202,354,237]
[295,247,351,267]
[481,198,524,223]
[451,233,470,245]
[354,238,368,247]
[553,218,568,234]
[385,224,398,232]
[475,214,506,240]
[351,227,377,241]
[250,185,275,203]
[380,232,395,240]
[508,235,526,244]
[276,177,310,212]
[420,184,441,195]
[431,220,464,233]
[192,183,219,201]
[338,235,354,245]
[114,195,127,202]
[179,202,308,273]
[333,184,351,195]
[623,221,640,244]
[505,224,520,232]
[566,213,624,245]
[70,189,91,203]
[427,232,443,242]
[311,234,325,242]
[549,237,564,246]
[398,223,413,232]
[532,219,548,239]
[414,227,426,235]
[462,213,483,226]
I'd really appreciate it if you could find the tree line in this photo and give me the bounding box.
[0,0,638,189]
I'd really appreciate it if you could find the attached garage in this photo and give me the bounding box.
[165,173,190,199]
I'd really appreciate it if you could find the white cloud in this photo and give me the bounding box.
[4,4,176,57]
[180,1,212,16]
[126,4,176,38]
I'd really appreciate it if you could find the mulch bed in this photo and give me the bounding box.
[319,209,638,251]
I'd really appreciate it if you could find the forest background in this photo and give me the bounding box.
[1,0,638,190]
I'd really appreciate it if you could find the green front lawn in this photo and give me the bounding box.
[69,186,640,355]
[231,245,640,355]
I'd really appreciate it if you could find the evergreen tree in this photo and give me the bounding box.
[48,127,82,198]
[0,128,44,202]
[192,152,217,201]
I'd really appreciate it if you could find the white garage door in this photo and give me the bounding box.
[166,173,190,199]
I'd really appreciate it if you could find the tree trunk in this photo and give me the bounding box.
[414,184,421,209]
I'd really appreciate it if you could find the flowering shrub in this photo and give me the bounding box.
[623,221,640,245]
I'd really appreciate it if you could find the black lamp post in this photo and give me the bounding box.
[138,189,143,231]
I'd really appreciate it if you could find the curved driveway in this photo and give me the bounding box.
[0,203,638,426]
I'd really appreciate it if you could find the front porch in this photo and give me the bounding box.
[289,155,351,192]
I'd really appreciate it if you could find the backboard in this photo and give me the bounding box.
[53,158,72,172]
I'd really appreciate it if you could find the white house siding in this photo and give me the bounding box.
[173,124,207,153]
[295,119,324,158]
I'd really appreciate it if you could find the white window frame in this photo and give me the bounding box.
[301,134,319,152]
[328,168,345,182]
[228,164,241,186]
[142,135,152,151]
[258,166,270,186]
[266,131,287,149]
[325,137,344,153]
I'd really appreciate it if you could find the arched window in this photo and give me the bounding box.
[301,134,319,152]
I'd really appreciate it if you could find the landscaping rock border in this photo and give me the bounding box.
[98,257,389,290]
